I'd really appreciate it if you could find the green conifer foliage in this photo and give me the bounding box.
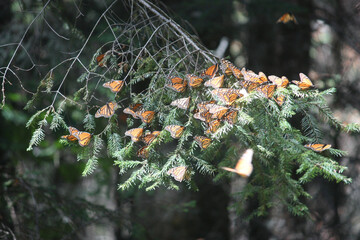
[21,0,358,216]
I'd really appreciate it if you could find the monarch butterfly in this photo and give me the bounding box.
[197,100,216,113]
[268,75,289,88]
[61,126,79,142]
[96,54,106,67]
[123,103,143,119]
[224,110,238,125]
[95,101,118,118]
[222,149,254,177]
[205,119,221,134]
[304,143,331,152]
[220,59,242,79]
[125,128,144,142]
[256,84,277,98]
[211,88,243,105]
[167,166,190,182]
[194,136,212,149]
[206,104,229,119]
[166,77,187,93]
[102,80,125,93]
[204,75,224,88]
[73,130,92,147]
[274,94,285,106]
[165,125,185,139]
[241,80,260,92]
[171,97,190,110]
[137,146,149,159]
[186,74,204,88]
[292,73,314,90]
[242,69,267,84]
[194,110,212,123]
[136,110,155,124]
[277,12,298,24]
[142,131,161,145]
[200,64,219,78]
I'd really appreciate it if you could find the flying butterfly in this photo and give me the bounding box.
[167,166,190,182]
[166,77,187,93]
[102,80,125,93]
[304,143,331,152]
[194,136,212,149]
[200,64,219,78]
[222,149,254,177]
[142,131,161,145]
[269,75,289,88]
[186,74,204,88]
[95,101,118,118]
[205,119,221,134]
[123,103,143,119]
[256,84,277,98]
[220,59,242,79]
[277,12,298,24]
[125,128,144,142]
[292,73,315,90]
[206,104,229,119]
[137,146,149,159]
[171,97,190,110]
[165,125,185,139]
[136,110,155,124]
[224,110,238,125]
[211,88,243,105]
[204,75,225,88]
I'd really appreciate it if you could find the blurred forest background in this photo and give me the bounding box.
[1,0,360,239]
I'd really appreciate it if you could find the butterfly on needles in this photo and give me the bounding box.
[61,127,92,147]
[205,119,221,134]
[125,128,144,142]
[123,103,143,119]
[170,97,190,110]
[256,83,277,98]
[224,110,238,125]
[166,77,187,93]
[102,80,125,93]
[194,136,212,149]
[220,59,242,79]
[194,110,212,123]
[206,104,229,119]
[276,12,298,24]
[204,75,225,88]
[142,131,161,145]
[135,110,156,124]
[200,64,219,78]
[292,73,315,90]
[167,166,191,182]
[211,88,243,105]
[165,125,185,139]
[186,74,204,88]
[95,101,118,118]
[96,53,106,67]
[304,143,331,152]
[268,75,289,88]
[222,149,254,177]
[137,146,149,159]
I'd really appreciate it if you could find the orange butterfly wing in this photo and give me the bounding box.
[225,110,238,125]
[167,166,190,182]
[269,75,289,88]
[304,143,331,152]
[207,104,229,119]
[292,73,314,90]
[95,101,117,118]
[201,64,219,78]
[277,13,298,24]
[74,131,92,147]
[204,75,224,88]
[194,136,212,149]
[186,74,204,88]
[137,146,149,159]
[165,125,185,139]
[170,97,190,110]
[166,77,187,92]
[206,120,221,134]
[136,110,155,124]
[125,128,144,142]
[96,54,106,67]
[142,131,161,145]
[102,80,125,93]
[123,103,143,119]
[222,149,254,177]
[256,84,276,98]
[61,135,78,142]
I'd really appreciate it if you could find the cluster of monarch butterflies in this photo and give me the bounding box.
[61,56,331,182]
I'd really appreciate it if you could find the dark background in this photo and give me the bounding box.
[1,0,360,239]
